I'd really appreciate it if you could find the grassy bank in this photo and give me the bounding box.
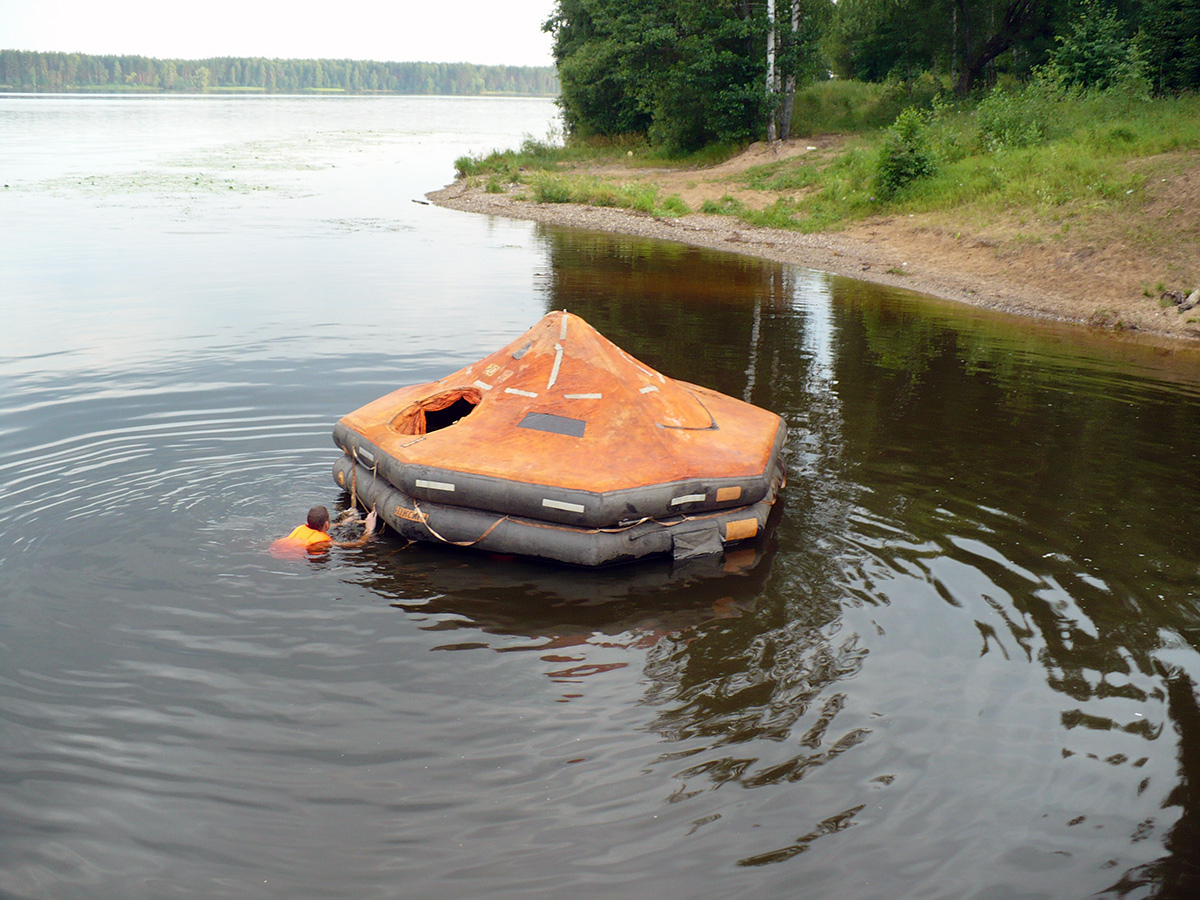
[455,135,732,217]
[454,80,1199,297]
[725,82,1200,231]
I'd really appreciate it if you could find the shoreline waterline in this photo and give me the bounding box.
[427,178,1200,350]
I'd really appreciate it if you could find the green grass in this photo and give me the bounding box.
[789,74,946,134]
[455,133,655,179]
[737,158,822,192]
[527,173,689,216]
[454,132,744,180]
[713,86,1200,232]
[456,81,1199,242]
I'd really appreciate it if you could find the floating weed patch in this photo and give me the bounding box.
[43,171,271,197]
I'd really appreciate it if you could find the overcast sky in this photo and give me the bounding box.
[0,0,557,66]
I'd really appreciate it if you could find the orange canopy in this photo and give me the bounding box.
[334,311,785,525]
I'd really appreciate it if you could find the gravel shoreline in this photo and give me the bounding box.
[427,180,1200,347]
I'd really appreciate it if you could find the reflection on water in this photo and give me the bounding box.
[528,227,1200,893]
[372,522,776,634]
[3,96,1200,900]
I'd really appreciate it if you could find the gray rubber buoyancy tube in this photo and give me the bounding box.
[331,420,787,530]
[332,453,785,566]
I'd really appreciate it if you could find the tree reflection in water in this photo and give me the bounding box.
[366,226,1200,896]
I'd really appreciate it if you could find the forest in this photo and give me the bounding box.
[0,50,560,96]
[545,0,1199,150]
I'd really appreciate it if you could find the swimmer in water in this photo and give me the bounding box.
[271,505,377,556]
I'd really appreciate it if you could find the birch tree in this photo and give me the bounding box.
[767,0,778,141]
[767,0,824,141]
[779,0,803,140]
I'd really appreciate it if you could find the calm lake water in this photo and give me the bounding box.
[3,94,1200,900]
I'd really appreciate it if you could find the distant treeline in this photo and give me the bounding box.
[0,50,560,95]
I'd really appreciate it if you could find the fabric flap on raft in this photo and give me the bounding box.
[672,524,724,561]
[390,388,483,435]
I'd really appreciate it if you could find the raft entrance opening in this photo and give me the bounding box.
[389,389,483,436]
[425,396,478,432]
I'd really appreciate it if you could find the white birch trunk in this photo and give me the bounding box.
[780,0,801,141]
[766,0,777,142]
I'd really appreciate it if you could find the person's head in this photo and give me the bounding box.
[306,505,331,531]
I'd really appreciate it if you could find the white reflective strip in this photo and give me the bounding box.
[670,493,707,506]
[628,358,657,379]
[543,498,585,514]
[640,385,659,394]
[505,388,538,398]
[547,343,564,390]
[472,380,493,391]
[559,313,569,340]
[415,479,455,492]
[356,447,375,465]
[563,393,602,400]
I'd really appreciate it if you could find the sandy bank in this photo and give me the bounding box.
[427,142,1200,346]
[427,180,1061,321]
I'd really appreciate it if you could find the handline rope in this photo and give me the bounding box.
[370,457,378,513]
[349,446,378,516]
[412,499,509,547]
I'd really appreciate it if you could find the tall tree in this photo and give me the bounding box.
[773,0,827,139]
[1139,0,1200,93]
[0,50,559,96]
[952,0,1051,93]
[547,0,829,151]
[778,0,802,140]
[827,0,1057,92]
[767,0,778,141]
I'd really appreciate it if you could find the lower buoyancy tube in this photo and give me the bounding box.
[332,454,785,566]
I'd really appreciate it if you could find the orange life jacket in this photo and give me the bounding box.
[270,524,332,557]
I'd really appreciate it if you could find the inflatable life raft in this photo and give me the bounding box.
[332,311,787,566]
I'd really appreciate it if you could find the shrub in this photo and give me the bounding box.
[973,71,1067,153]
[874,108,937,200]
[789,75,950,135]
[516,134,564,166]
[454,154,480,178]
[974,89,1044,153]
[658,194,690,216]
[531,176,573,203]
[701,195,747,215]
[1051,3,1145,92]
[453,132,565,179]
